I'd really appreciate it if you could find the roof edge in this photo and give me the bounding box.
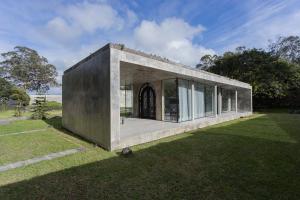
[63,43,251,88]
[64,43,111,74]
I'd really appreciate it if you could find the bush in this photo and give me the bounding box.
[9,87,30,106]
[31,96,47,120]
[45,101,62,111]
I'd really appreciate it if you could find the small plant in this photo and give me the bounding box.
[14,102,22,117]
[9,88,29,117]
[31,96,48,119]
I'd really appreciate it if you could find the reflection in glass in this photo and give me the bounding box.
[120,84,133,117]
[178,79,192,122]
[205,85,214,116]
[164,79,178,122]
[194,83,205,118]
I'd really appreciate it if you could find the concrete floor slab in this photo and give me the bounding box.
[119,112,252,149]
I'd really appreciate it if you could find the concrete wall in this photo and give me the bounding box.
[62,47,111,150]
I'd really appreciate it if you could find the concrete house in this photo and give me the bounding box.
[62,43,252,151]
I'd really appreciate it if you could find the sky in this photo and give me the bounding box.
[1,0,300,94]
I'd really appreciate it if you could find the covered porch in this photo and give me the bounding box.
[119,112,251,149]
[118,60,252,148]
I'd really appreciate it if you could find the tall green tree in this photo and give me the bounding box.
[200,47,300,108]
[269,36,300,64]
[0,77,12,106]
[0,46,59,94]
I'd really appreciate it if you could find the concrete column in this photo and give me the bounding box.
[214,85,218,117]
[110,48,121,150]
[235,89,238,113]
[191,82,195,120]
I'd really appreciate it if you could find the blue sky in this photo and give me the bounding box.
[1,0,300,94]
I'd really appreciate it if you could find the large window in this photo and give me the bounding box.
[237,89,251,112]
[205,85,215,116]
[178,79,192,122]
[164,79,178,122]
[194,83,205,118]
[120,84,133,117]
[222,89,236,113]
[163,79,217,122]
[230,90,236,112]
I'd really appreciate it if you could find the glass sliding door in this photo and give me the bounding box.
[222,88,236,113]
[205,85,214,116]
[194,83,205,118]
[178,79,192,122]
[222,89,229,112]
[163,79,178,122]
[230,90,236,111]
[120,84,133,117]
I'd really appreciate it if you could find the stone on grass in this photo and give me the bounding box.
[121,147,133,157]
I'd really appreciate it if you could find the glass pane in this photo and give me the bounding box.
[164,79,178,122]
[205,85,214,116]
[178,79,192,122]
[230,90,236,111]
[194,83,205,118]
[222,89,236,112]
[222,89,229,112]
[120,84,133,117]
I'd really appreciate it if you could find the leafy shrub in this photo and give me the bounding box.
[31,96,47,119]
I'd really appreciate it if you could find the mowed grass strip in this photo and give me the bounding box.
[0,113,299,199]
[0,120,49,135]
[0,110,31,119]
[0,128,79,166]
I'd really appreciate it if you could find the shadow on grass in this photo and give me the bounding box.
[43,116,98,147]
[1,114,300,199]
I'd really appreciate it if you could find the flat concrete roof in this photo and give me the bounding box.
[64,43,251,89]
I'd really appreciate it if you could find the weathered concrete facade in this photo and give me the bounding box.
[63,43,252,151]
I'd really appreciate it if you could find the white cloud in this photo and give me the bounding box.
[43,1,125,43]
[64,2,124,32]
[132,18,215,66]
[45,17,81,42]
[215,1,300,52]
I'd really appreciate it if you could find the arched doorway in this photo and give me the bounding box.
[139,83,156,119]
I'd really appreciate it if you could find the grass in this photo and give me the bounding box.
[0,110,31,119]
[0,112,299,199]
[0,120,49,135]
[0,108,62,119]
[0,129,78,165]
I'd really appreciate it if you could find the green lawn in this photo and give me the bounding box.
[0,110,31,119]
[0,113,300,199]
[0,120,49,135]
[0,129,78,165]
[0,109,62,119]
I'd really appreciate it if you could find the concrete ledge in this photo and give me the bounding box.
[114,112,252,150]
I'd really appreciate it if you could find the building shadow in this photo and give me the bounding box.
[1,114,299,199]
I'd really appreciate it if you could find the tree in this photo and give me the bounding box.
[269,36,300,64]
[9,87,30,117]
[0,46,59,94]
[0,78,12,109]
[0,78,12,101]
[196,55,219,70]
[200,48,300,108]
[31,96,47,120]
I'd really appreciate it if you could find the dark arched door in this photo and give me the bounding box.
[140,85,156,119]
